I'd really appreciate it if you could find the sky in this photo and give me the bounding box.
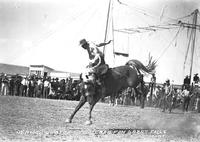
[0,0,200,84]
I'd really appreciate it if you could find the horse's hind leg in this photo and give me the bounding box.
[65,95,86,123]
[109,94,115,106]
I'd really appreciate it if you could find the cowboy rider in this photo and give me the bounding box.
[79,39,111,84]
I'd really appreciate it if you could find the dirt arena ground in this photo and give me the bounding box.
[0,96,200,142]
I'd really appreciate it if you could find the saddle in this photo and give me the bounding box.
[82,64,109,84]
[95,64,109,75]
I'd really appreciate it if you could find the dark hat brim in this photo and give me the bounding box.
[79,39,87,45]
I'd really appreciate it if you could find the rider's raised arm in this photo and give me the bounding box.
[96,40,112,47]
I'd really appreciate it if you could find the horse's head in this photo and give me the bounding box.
[81,70,96,82]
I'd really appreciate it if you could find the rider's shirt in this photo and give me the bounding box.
[87,42,105,67]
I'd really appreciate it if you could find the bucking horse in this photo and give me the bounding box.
[65,56,157,125]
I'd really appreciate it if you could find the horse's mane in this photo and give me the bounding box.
[125,55,157,75]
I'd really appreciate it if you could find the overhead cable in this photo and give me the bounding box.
[156,26,183,61]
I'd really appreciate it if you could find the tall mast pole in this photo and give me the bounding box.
[111,0,115,65]
[189,9,198,84]
[103,0,112,55]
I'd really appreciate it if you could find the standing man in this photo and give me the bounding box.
[193,73,199,86]
[20,76,28,97]
[149,73,156,106]
[183,75,190,90]
[28,76,35,97]
[0,73,9,96]
[9,76,15,96]
[162,79,173,113]
[43,78,50,98]
[181,86,191,112]
[151,73,156,88]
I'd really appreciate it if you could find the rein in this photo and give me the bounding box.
[89,55,101,70]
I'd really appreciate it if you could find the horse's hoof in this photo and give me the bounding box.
[85,120,92,125]
[65,118,72,123]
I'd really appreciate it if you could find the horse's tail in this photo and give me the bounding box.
[126,56,157,75]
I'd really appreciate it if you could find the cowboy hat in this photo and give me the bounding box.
[79,39,88,46]
[165,78,170,82]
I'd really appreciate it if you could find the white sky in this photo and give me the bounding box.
[0,0,200,84]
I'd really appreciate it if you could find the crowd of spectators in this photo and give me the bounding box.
[1,72,200,112]
[0,73,81,101]
[112,73,200,113]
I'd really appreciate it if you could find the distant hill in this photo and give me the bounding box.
[0,63,29,76]
[0,63,80,79]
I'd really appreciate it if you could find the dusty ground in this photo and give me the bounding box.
[0,96,200,142]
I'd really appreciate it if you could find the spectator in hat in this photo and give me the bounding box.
[162,79,173,113]
[148,73,156,106]
[183,75,190,90]
[43,78,50,98]
[193,73,199,85]
[20,76,29,97]
[181,86,191,112]
[0,73,9,96]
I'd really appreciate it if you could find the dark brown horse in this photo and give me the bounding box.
[65,58,156,125]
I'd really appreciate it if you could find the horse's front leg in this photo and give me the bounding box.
[65,95,86,123]
[85,95,100,125]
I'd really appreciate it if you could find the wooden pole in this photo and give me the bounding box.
[103,0,112,55]
[189,9,199,85]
